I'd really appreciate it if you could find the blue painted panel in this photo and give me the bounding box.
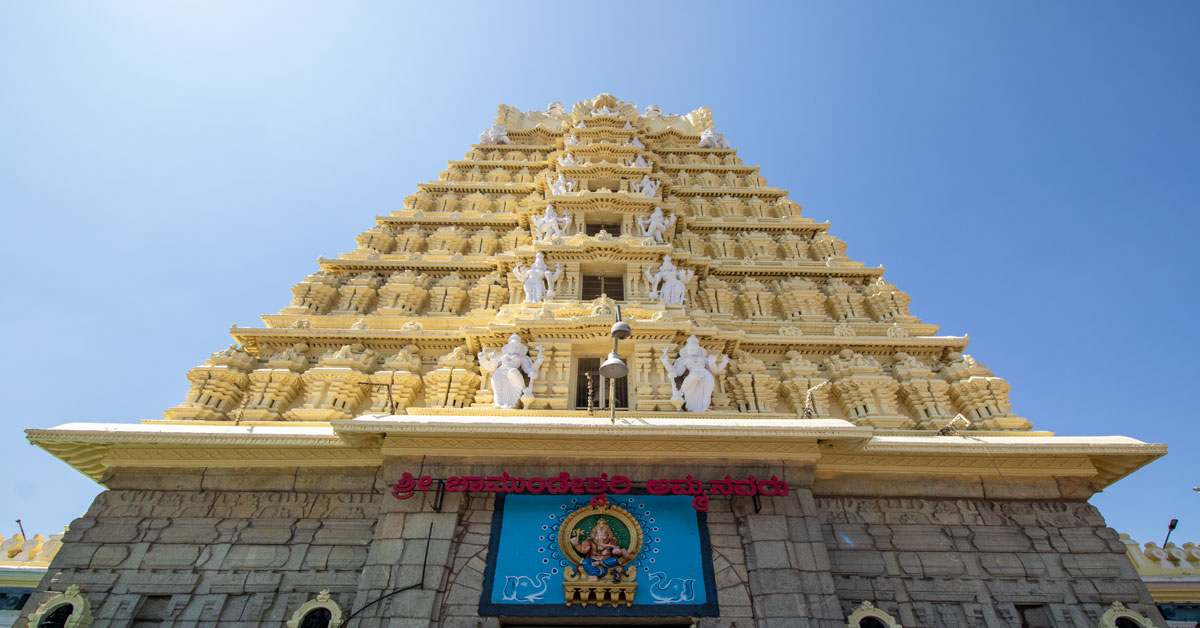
[479,494,719,617]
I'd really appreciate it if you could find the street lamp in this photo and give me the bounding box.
[598,306,630,423]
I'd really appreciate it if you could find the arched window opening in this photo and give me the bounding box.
[38,603,74,628]
[860,618,888,628]
[1114,618,1141,628]
[299,607,332,628]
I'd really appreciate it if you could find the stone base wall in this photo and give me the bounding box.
[19,461,1166,628]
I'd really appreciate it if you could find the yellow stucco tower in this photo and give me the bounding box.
[25,94,1167,628]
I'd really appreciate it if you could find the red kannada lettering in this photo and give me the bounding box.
[388,471,785,511]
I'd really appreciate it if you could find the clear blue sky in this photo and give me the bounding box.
[1,2,1197,545]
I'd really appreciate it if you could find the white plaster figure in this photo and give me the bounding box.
[644,255,694,306]
[479,123,511,146]
[556,153,577,167]
[698,127,729,149]
[545,102,565,116]
[631,174,660,198]
[547,173,576,196]
[513,252,563,303]
[644,104,662,117]
[624,121,633,129]
[632,154,652,168]
[638,207,676,242]
[592,105,616,116]
[630,136,644,148]
[564,134,579,146]
[575,120,587,129]
[660,336,729,412]
[530,205,571,241]
[478,334,546,409]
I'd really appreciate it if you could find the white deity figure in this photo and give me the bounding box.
[479,123,511,145]
[530,204,571,241]
[546,101,565,116]
[632,154,652,168]
[575,120,587,129]
[637,207,676,242]
[593,105,616,116]
[478,334,546,409]
[631,174,660,198]
[513,252,563,303]
[547,173,576,196]
[556,152,577,167]
[564,134,580,147]
[623,121,633,129]
[660,336,730,412]
[644,104,662,118]
[630,136,644,148]
[698,127,729,149]
[644,255,694,306]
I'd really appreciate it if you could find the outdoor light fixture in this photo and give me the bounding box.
[599,306,629,422]
[937,413,973,436]
[1164,518,1179,546]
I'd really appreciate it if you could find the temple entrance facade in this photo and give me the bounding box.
[23,95,1166,627]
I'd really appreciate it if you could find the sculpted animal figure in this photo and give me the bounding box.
[501,572,551,602]
[647,572,695,603]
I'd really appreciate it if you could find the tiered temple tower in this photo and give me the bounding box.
[24,95,1168,628]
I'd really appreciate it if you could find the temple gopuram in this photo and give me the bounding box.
[24,94,1169,627]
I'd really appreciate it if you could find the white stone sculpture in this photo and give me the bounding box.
[592,105,616,116]
[513,252,563,303]
[630,136,644,148]
[644,255,694,306]
[575,120,587,129]
[638,207,676,242]
[546,102,565,116]
[631,174,660,198]
[623,121,633,129]
[478,334,546,409]
[660,336,729,412]
[632,154,652,168]
[479,123,511,145]
[644,104,662,117]
[698,127,729,149]
[564,134,579,146]
[530,204,571,241]
[556,153,577,167]
[547,173,576,196]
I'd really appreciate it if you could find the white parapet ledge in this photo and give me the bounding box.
[26,422,342,447]
[334,413,873,440]
[858,434,1167,456]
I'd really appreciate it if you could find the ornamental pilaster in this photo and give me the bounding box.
[354,226,394,255]
[240,345,309,421]
[779,352,832,418]
[697,277,736,317]
[393,225,427,253]
[735,278,776,319]
[890,351,955,429]
[376,271,431,316]
[865,278,918,322]
[823,349,911,429]
[823,278,870,321]
[726,350,780,413]
[163,345,255,421]
[427,272,469,315]
[941,353,1030,430]
[468,272,508,312]
[775,278,827,321]
[285,344,376,421]
[282,271,339,315]
[366,347,423,414]
[421,346,481,409]
[332,272,381,315]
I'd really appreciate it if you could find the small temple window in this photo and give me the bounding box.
[581,275,625,301]
[575,357,628,410]
[1114,619,1141,628]
[38,604,74,628]
[585,222,621,237]
[859,619,888,628]
[299,607,332,628]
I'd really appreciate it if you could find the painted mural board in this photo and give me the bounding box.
[479,493,719,618]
